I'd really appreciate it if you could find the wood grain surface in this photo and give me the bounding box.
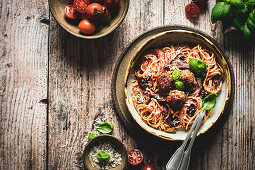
[0,0,49,169]
[0,0,255,169]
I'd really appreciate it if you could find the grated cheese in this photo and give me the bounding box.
[88,141,122,169]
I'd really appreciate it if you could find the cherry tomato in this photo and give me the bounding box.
[64,5,78,19]
[78,19,96,35]
[86,3,104,20]
[143,164,156,170]
[73,0,89,13]
[106,0,120,8]
[128,149,144,166]
[103,8,112,22]
[196,0,209,5]
[185,3,200,20]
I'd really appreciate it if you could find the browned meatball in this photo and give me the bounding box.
[157,72,174,92]
[179,70,196,87]
[166,90,187,110]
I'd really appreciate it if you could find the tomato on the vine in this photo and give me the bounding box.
[78,19,96,35]
[143,164,156,170]
[128,149,144,166]
[73,0,89,13]
[86,3,104,20]
[64,5,78,19]
[185,3,200,20]
[106,0,120,8]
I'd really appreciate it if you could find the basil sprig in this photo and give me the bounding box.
[97,152,110,162]
[211,2,231,23]
[96,122,114,134]
[212,0,255,38]
[202,93,217,111]
[172,70,184,91]
[88,133,95,140]
[189,58,207,75]
[172,70,180,81]
[175,81,184,91]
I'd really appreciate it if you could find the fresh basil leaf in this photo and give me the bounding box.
[172,70,180,81]
[230,0,245,9]
[250,10,255,21]
[175,81,184,91]
[202,93,217,111]
[96,122,114,134]
[247,18,255,31]
[232,17,243,29]
[242,22,252,38]
[211,2,231,23]
[245,0,255,10]
[97,152,110,162]
[88,133,95,140]
[189,58,207,75]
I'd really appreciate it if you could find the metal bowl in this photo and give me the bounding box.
[112,25,234,141]
[49,0,129,39]
[83,135,127,170]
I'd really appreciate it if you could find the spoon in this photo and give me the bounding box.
[166,110,206,170]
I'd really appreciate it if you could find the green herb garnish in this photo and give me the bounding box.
[175,81,184,91]
[189,58,207,75]
[172,70,180,81]
[211,0,255,38]
[202,93,217,111]
[96,122,114,134]
[97,152,110,162]
[88,133,95,140]
[230,0,245,9]
[211,2,231,23]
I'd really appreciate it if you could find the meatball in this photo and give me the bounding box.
[166,90,187,110]
[179,70,196,87]
[157,72,174,92]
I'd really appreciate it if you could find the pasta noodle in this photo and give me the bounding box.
[132,44,223,131]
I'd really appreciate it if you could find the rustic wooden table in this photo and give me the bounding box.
[1,0,255,169]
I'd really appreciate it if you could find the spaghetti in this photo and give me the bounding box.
[132,44,223,131]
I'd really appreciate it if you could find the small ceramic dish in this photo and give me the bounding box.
[83,135,127,170]
[111,26,234,141]
[49,0,129,39]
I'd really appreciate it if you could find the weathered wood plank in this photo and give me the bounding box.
[0,0,49,169]
[223,34,255,170]
[48,0,164,169]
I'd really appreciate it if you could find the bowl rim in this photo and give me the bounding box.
[48,0,130,39]
[111,25,235,141]
[83,134,128,169]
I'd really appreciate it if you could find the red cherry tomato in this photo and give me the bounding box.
[185,3,200,20]
[64,5,78,19]
[78,19,96,35]
[196,0,209,5]
[86,3,104,20]
[128,149,144,166]
[103,8,112,22]
[73,0,89,13]
[143,164,156,170]
[106,0,120,8]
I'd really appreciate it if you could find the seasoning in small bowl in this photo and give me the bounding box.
[84,135,127,170]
